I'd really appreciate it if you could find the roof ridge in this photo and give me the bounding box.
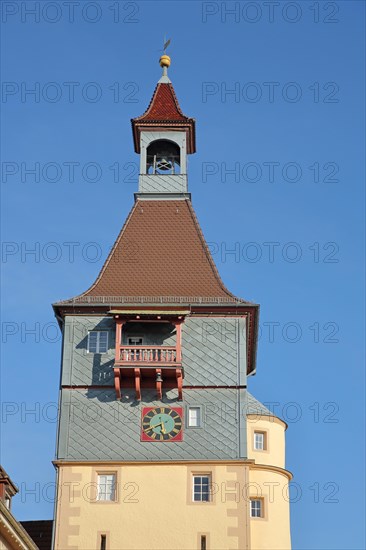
[66,201,138,301]
[185,200,240,301]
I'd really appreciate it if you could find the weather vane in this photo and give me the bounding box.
[159,37,172,76]
[163,37,171,54]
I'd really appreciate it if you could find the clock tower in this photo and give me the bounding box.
[52,54,292,550]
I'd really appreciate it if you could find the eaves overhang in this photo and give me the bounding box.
[52,301,259,376]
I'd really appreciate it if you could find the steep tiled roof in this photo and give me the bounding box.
[245,393,275,417]
[131,82,196,153]
[245,393,287,427]
[134,82,188,121]
[59,200,247,304]
[21,520,53,550]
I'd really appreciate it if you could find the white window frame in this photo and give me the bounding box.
[254,431,266,451]
[188,406,202,428]
[87,331,109,354]
[192,474,211,502]
[250,498,263,518]
[97,473,116,502]
[5,495,11,510]
[127,336,144,346]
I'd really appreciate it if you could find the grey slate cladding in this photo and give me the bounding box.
[63,316,247,387]
[61,316,116,387]
[57,314,259,461]
[139,174,187,194]
[58,388,246,461]
[244,393,275,417]
[182,317,247,386]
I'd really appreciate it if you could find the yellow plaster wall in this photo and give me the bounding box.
[246,415,286,469]
[54,459,291,550]
[246,413,291,549]
[248,467,291,550]
[54,463,251,550]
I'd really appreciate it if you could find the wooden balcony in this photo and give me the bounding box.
[116,345,180,366]
[113,316,184,401]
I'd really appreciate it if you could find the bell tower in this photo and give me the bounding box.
[132,54,195,196]
[52,53,292,550]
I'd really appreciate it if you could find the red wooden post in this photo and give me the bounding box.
[114,319,124,363]
[175,321,182,363]
[114,319,125,399]
[114,368,121,400]
[176,368,183,401]
[134,368,141,401]
[156,368,162,400]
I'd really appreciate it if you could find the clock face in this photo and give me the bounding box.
[141,407,183,442]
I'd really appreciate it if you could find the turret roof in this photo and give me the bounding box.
[131,81,196,153]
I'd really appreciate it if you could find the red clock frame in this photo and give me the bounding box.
[141,407,184,442]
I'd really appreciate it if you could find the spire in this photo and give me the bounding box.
[131,52,196,154]
[159,37,171,83]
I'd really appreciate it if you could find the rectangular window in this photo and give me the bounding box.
[88,331,108,354]
[193,475,211,502]
[250,498,263,518]
[254,431,266,451]
[188,407,201,427]
[201,535,207,550]
[128,337,143,346]
[97,474,116,501]
[100,535,107,550]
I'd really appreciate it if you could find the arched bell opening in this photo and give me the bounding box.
[146,139,181,175]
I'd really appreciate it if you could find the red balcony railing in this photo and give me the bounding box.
[116,346,179,365]
[113,318,184,400]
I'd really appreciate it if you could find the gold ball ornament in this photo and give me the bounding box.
[159,55,171,68]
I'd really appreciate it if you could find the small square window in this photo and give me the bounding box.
[250,498,263,518]
[188,407,201,427]
[254,431,266,451]
[97,474,116,501]
[128,337,143,346]
[193,475,211,502]
[88,331,108,354]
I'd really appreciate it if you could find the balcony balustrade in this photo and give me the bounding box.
[116,345,179,365]
[113,317,184,401]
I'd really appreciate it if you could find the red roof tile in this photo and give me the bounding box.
[21,521,53,550]
[134,83,187,121]
[65,200,241,302]
[131,83,196,153]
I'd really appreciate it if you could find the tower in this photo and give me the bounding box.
[52,54,292,550]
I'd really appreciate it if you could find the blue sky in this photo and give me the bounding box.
[1,1,365,549]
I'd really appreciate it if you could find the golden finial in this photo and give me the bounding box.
[159,54,171,68]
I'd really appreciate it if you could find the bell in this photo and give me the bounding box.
[156,157,172,171]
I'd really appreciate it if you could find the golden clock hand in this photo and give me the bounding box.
[161,421,166,435]
[143,422,162,433]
